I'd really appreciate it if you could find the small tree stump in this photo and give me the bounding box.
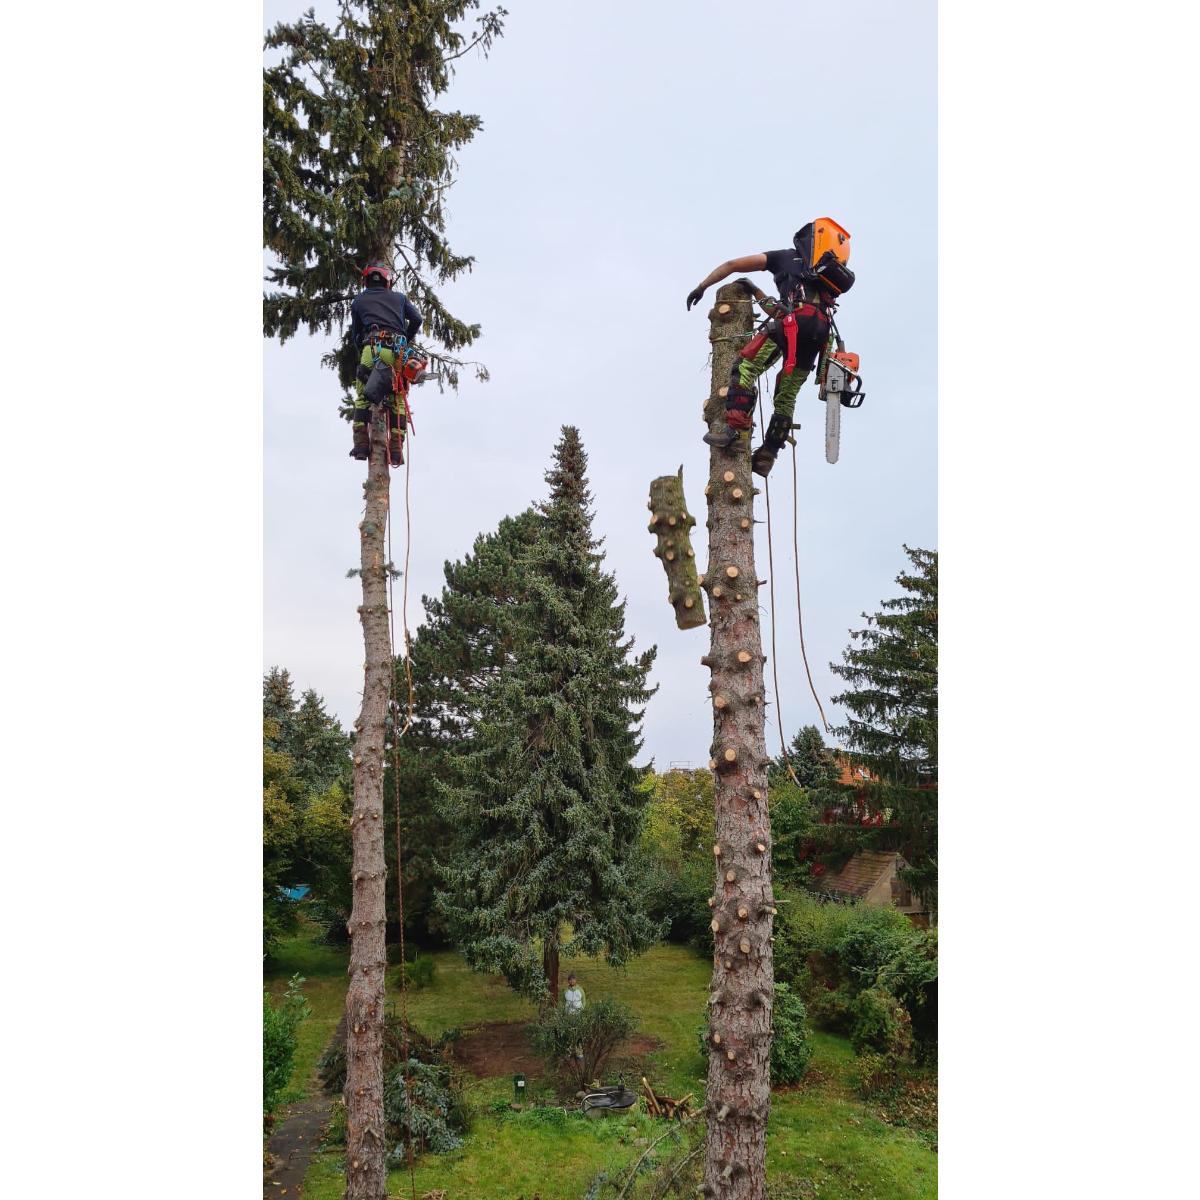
[648,466,706,630]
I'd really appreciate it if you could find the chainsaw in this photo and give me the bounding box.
[818,338,865,465]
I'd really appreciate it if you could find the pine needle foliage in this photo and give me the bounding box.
[435,427,661,1000]
[829,546,937,784]
[263,1,505,392]
[829,546,938,911]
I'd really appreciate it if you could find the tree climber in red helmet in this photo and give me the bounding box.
[686,220,855,476]
[349,262,423,465]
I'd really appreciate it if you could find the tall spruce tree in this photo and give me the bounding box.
[264,9,504,1195]
[382,509,541,944]
[435,427,659,1003]
[264,0,504,390]
[830,545,938,910]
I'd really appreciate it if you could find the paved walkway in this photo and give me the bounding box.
[264,1015,345,1198]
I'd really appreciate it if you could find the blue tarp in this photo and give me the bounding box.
[281,884,311,901]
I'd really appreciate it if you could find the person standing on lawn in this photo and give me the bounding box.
[563,974,586,1014]
[564,973,586,1063]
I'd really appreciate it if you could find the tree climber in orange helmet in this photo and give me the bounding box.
[349,262,423,465]
[686,221,855,476]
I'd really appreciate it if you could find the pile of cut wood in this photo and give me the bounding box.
[641,1076,693,1121]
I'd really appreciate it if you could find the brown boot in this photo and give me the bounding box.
[388,429,404,467]
[349,421,369,460]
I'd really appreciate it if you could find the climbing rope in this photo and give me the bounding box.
[756,382,800,787]
[383,404,418,1200]
[788,424,832,734]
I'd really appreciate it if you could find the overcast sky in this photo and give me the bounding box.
[264,0,935,766]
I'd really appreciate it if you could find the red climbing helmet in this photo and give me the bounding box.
[361,262,394,288]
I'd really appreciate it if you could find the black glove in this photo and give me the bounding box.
[686,286,705,311]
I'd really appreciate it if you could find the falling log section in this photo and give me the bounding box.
[648,466,706,629]
[699,282,775,1200]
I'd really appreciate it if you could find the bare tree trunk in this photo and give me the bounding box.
[543,934,560,1006]
[700,283,775,1200]
[344,404,391,1200]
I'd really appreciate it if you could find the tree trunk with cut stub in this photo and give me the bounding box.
[344,403,391,1200]
[699,283,775,1200]
[648,467,706,629]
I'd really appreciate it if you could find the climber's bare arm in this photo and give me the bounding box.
[686,254,768,310]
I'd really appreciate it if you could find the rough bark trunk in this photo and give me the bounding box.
[700,283,775,1200]
[542,936,561,1006]
[344,404,391,1200]
[648,467,707,629]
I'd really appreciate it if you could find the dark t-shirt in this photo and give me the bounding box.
[350,288,423,348]
[762,248,824,308]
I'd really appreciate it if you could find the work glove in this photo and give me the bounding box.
[686,286,705,311]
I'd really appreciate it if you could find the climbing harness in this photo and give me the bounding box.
[736,278,866,469]
[362,332,427,470]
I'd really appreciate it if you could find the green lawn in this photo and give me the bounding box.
[268,924,936,1198]
[265,921,348,1102]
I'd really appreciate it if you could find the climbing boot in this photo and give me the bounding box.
[751,411,796,477]
[703,427,743,450]
[388,409,406,467]
[349,421,370,460]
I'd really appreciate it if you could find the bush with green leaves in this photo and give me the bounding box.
[387,952,436,991]
[770,984,813,1084]
[850,987,913,1058]
[530,997,636,1091]
[773,888,936,1052]
[263,975,310,1115]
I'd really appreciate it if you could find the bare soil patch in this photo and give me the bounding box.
[451,1019,661,1078]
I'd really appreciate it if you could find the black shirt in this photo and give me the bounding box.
[350,287,423,348]
[762,248,824,308]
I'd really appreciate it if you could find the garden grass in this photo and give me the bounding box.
[274,932,936,1199]
[265,919,349,1102]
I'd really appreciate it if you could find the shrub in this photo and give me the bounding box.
[854,1051,904,1102]
[770,984,813,1085]
[387,952,436,991]
[263,975,310,1115]
[384,1058,469,1157]
[317,1015,450,1096]
[849,987,913,1058]
[530,998,636,1091]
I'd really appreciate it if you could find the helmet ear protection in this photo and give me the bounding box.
[361,262,394,288]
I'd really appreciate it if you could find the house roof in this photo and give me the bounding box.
[823,850,904,898]
[833,755,877,788]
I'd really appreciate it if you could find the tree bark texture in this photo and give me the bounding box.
[344,404,391,1200]
[543,936,561,1006]
[648,467,706,629]
[700,283,775,1200]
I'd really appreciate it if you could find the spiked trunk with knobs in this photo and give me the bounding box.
[344,404,392,1200]
[699,283,775,1199]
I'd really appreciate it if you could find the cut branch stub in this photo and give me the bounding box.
[648,467,706,630]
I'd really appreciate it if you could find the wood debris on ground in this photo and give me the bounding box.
[641,1076,694,1120]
